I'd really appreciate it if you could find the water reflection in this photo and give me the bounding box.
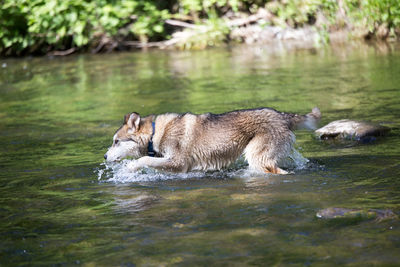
[109,185,160,215]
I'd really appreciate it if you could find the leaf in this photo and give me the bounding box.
[153,24,163,33]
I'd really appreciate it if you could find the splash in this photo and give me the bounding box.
[96,159,215,183]
[96,149,312,183]
[279,148,310,169]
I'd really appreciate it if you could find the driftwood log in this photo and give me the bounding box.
[315,119,390,141]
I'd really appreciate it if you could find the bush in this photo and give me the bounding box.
[346,0,400,37]
[0,0,169,55]
[1,0,399,55]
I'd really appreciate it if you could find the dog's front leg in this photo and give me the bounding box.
[128,157,186,172]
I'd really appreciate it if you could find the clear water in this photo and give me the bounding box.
[1,43,400,265]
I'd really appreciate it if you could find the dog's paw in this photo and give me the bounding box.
[127,160,141,172]
[276,168,289,175]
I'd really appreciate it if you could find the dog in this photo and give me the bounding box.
[104,107,321,174]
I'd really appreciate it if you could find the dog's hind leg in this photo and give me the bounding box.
[128,156,188,172]
[244,131,294,175]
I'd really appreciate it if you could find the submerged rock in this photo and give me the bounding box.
[316,207,397,222]
[315,120,390,141]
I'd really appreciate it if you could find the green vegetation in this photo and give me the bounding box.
[1,0,400,55]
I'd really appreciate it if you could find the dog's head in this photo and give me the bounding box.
[104,112,151,162]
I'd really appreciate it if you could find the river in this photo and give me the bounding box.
[1,43,399,265]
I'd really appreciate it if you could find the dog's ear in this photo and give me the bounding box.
[125,112,141,130]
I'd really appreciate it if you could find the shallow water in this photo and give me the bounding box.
[1,43,400,265]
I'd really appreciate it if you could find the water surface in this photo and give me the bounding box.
[1,43,400,265]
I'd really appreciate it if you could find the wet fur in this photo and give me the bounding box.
[105,107,321,174]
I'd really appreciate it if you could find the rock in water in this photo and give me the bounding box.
[316,207,397,222]
[315,119,390,141]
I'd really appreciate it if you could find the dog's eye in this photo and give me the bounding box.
[114,139,119,145]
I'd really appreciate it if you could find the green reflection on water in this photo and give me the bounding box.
[1,43,400,265]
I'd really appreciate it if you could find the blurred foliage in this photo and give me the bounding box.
[1,0,400,55]
[0,0,170,55]
[345,0,400,37]
[266,0,320,28]
[173,11,230,50]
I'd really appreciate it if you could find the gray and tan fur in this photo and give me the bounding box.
[104,107,321,174]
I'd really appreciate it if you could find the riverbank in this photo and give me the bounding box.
[1,0,400,56]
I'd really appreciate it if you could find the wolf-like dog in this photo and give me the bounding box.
[104,107,321,174]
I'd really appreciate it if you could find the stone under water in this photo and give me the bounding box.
[316,207,397,221]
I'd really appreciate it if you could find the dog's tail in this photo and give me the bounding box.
[284,107,321,131]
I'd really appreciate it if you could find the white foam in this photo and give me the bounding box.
[95,149,311,183]
[96,159,215,183]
